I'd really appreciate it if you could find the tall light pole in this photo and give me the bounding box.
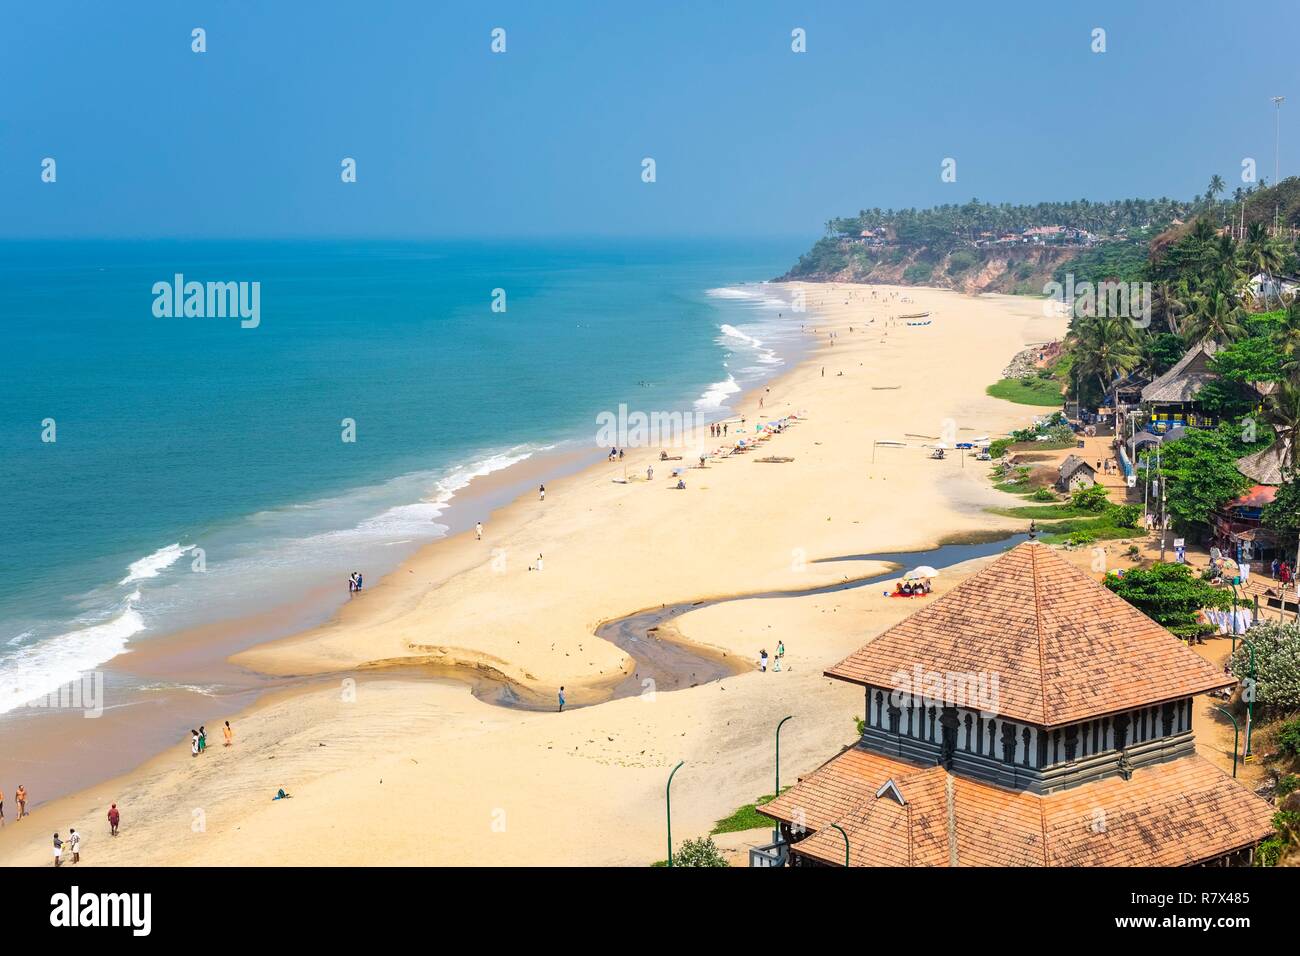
[775,715,794,796]
[665,760,684,867]
[1215,706,1240,778]
[829,822,850,867]
[1273,96,1285,230]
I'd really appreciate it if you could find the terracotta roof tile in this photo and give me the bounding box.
[763,746,1274,867]
[825,542,1232,726]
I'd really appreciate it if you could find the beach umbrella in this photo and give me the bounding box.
[909,566,939,579]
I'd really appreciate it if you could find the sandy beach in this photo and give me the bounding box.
[0,283,1074,866]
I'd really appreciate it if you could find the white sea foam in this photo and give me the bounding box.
[120,542,192,584]
[0,592,145,715]
[695,375,741,409]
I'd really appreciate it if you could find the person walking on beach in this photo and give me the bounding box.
[558,686,566,712]
[191,730,200,757]
[776,640,785,660]
[52,832,63,867]
[198,725,207,753]
[223,720,233,747]
[475,521,483,542]
[107,804,120,836]
[646,465,653,480]
[67,827,81,864]
[535,554,544,572]
[16,785,27,820]
[758,649,768,672]
[538,484,546,501]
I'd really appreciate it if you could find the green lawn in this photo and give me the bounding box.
[986,377,1065,406]
[711,790,787,834]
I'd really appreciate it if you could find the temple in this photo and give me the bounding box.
[754,541,1275,866]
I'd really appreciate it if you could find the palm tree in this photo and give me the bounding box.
[1183,288,1246,345]
[1277,302,1300,376]
[1070,315,1141,412]
[1242,221,1286,305]
[1152,281,1188,335]
[1207,174,1226,221]
[1262,380,1300,477]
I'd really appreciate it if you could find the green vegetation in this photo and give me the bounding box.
[986,376,1063,406]
[1051,233,1153,286]
[902,262,933,283]
[826,198,1199,253]
[1280,718,1300,760]
[1141,426,1255,533]
[711,790,786,835]
[1105,562,1232,638]
[666,836,729,867]
[1227,624,1300,713]
[1263,474,1300,542]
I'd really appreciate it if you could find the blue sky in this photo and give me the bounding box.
[2,0,1295,238]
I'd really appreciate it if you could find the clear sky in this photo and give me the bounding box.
[2,0,1295,239]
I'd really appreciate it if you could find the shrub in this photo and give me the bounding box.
[1228,624,1300,713]
[1255,836,1286,867]
[1106,562,1232,638]
[1110,504,1143,529]
[1279,717,1300,759]
[1070,484,1111,513]
[903,263,933,283]
[1278,775,1300,798]
[1030,487,1057,502]
[1067,530,1097,546]
[672,836,729,867]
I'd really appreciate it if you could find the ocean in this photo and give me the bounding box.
[0,237,809,715]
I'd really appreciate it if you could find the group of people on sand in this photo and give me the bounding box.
[607,447,625,462]
[3,782,123,866]
[757,641,786,673]
[347,570,364,593]
[898,578,932,596]
[709,423,729,438]
[191,721,233,757]
[52,803,123,866]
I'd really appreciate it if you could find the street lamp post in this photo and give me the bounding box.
[665,760,684,867]
[1215,706,1241,778]
[829,822,850,867]
[1242,640,1257,759]
[1274,96,1286,229]
[775,715,794,796]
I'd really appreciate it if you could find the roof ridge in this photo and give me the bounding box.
[1030,544,1049,724]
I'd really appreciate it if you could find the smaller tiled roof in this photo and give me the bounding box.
[1058,454,1094,479]
[1225,485,1278,509]
[1141,342,1218,404]
[762,746,1275,867]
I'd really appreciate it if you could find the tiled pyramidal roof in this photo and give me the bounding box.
[824,542,1232,726]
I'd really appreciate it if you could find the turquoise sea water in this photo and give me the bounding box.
[0,238,808,712]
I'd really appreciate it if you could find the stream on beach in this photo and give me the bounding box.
[469,530,1032,711]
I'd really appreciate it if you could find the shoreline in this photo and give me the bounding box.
[0,282,1069,866]
[0,282,814,810]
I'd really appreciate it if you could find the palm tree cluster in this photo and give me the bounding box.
[828,197,1200,248]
